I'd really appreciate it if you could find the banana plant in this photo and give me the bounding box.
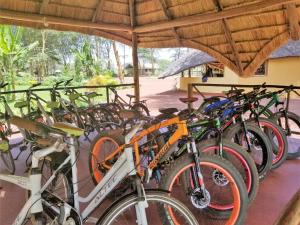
[0,25,38,100]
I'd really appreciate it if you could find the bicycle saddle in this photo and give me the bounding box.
[223,89,245,96]
[52,122,84,137]
[127,94,136,99]
[179,97,198,104]
[159,108,178,115]
[203,96,221,103]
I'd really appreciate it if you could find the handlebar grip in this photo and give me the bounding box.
[31,83,42,89]
[65,79,73,86]
[0,82,8,88]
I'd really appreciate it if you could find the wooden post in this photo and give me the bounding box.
[188,83,193,111]
[132,33,140,102]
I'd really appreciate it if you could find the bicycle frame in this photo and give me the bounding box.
[0,134,150,225]
[101,116,188,176]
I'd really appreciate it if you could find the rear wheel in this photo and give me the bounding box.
[160,154,248,224]
[273,111,300,159]
[131,102,150,116]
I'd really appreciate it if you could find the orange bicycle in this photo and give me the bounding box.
[89,116,248,225]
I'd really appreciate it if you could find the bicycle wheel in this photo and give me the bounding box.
[224,122,273,180]
[197,139,259,205]
[273,111,300,159]
[131,102,150,116]
[248,117,288,169]
[0,143,15,174]
[97,190,199,225]
[159,154,248,224]
[89,132,125,185]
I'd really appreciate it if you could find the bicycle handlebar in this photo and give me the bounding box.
[0,82,8,89]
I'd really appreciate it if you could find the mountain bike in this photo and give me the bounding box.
[89,116,249,224]
[250,85,300,159]
[108,87,150,116]
[0,116,199,225]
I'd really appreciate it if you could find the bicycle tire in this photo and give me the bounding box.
[197,139,259,205]
[97,190,199,225]
[89,132,125,185]
[247,117,288,169]
[131,102,150,116]
[159,154,248,224]
[224,122,273,180]
[0,148,15,174]
[273,111,300,160]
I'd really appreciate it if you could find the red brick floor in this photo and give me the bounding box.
[0,88,299,225]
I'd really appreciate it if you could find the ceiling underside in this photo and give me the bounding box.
[0,0,300,76]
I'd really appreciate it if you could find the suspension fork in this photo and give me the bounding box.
[134,176,149,225]
[240,115,252,152]
[186,136,205,191]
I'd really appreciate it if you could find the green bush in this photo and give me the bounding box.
[86,74,118,87]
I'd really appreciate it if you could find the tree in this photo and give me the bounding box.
[0,25,38,100]
[112,41,124,83]
[138,48,157,76]
[73,41,100,81]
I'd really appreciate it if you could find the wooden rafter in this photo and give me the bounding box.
[92,0,105,23]
[285,4,300,40]
[183,40,239,75]
[134,0,299,33]
[40,0,49,14]
[243,31,290,76]
[213,0,243,75]
[156,0,181,45]
[0,9,132,32]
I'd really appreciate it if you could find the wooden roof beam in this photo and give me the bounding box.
[285,4,300,40]
[0,9,132,32]
[40,0,49,14]
[92,0,105,23]
[156,0,182,45]
[134,0,299,33]
[213,0,243,75]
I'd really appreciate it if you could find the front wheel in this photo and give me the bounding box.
[159,154,248,225]
[273,111,300,159]
[97,190,199,225]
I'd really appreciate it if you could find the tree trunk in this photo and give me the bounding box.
[40,30,47,82]
[112,41,124,83]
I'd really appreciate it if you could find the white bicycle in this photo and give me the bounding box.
[0,116,198,225]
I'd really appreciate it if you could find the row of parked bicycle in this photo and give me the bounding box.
[0,81,299,225]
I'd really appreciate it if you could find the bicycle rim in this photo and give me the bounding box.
[97,191,198,225]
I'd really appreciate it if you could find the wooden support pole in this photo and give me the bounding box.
[187,83,193,111]
[132,33,140,102]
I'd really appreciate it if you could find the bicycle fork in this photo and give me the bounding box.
[187,137,210,209]
[134,177,149,225]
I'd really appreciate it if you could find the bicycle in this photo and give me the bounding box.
[89,116,249,224]
[249,85,300,159]
[0,116,199,225]
[108,87,150,116]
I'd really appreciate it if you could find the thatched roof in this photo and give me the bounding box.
[1,0,300,76]
[160,40,300,78]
